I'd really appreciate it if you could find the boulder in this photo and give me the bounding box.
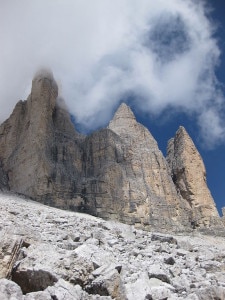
[0,279,23,300]
[86,264,127,300]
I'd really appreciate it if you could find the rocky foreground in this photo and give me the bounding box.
[0,193,225,300]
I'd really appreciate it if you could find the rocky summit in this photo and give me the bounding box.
[0,70,224,233]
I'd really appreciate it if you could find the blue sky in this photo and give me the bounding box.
[193,0,225,215]
[0,0,225,214]
[207,0,225,213]
[192,0,225,215]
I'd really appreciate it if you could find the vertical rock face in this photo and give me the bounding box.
[105,104,191,229]
[0,70,58,197]
[0,70,84,208]
[0,72,223,232]
[167,126,220,227]
[80,103,193,230]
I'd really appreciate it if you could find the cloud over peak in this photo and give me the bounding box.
[0,0,224,147]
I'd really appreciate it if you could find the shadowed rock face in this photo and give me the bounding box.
[0,162,8,191]
[0,72,223,231]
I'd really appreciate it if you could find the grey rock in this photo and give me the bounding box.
[150,286,172,300]
[151,233,177,244]
[200,260,222,272]
[24,290,52,300]
[196,286,225,300]
[74,244,115,269]
[167,126,223,228]
[148,264,171,284]
[12,267,58,294]
[176,249,188,257]
[125,272,153,300]
[46,279,85,300]
[0,278,23,300]
[86,264,127,300]
[164,256,176,265]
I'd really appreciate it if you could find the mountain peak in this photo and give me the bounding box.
[177,125,186,133]
[32,68,58,97]
[167,125,220,223]
[175,126,196,151]
[112,103,136,121]
[33,68,55,81]
[177,126,189,137]
[108,103,137,134]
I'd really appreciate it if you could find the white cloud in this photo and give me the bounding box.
[0,0,224,145]
[198,107,225,148]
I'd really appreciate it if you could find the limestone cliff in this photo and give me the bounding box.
[80,104,197,231]
[0,70,84,208]
[104,103,191,230]
[167,126,221,227]
[0,72,223,232]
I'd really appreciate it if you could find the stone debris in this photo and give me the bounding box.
[0,193,225,300]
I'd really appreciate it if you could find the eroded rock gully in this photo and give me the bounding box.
[0,194,225,300]
[0,71,224,233]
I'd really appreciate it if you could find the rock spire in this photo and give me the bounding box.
[0,71,83,207]
[167,126,221,227]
